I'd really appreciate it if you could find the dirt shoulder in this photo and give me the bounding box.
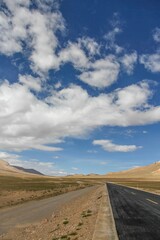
[0,186,103,240]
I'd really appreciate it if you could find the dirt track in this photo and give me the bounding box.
[0,186,96,235]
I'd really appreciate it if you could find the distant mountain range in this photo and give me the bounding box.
[0,159,43,177]
[68,162,160,179]
[13,165,43,175]
[0,159,160,179]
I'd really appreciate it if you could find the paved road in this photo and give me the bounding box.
[107,183,160,240]
[0,186,95,235]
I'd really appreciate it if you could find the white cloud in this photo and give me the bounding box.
[50,170,69,176]
[0,1,139,90]
[19,74,42,91]
[59,37,100,71]
[29,10,64,73]
[114,81,151,110]
[93,139,142,152]
[59,42,89,70]
[140,28,160,73]
[0,151,20,160]
[140,53,160,73]
[104,27,123,54]
[78,37,100,56]
[54,81,62,89]
[72,167,79,171]
[120,52,137,74]
[0,0,65,73]
[153,27,160,42]
[0,80,160,152]
[79,55,120,88]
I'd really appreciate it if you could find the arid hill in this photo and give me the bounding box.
[105,161,160,179]
[0,159,43,177]
[13,165,43,175]
[67,162,160,180]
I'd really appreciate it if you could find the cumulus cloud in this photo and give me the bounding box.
[0,3,160,154]
[114,81,151,110]
[0,151,20,160]
[140,27,160,73]
[79,55,120,88]
[0,80,160,152]
[78,37,100,56]
[59,37,100,71]
[0,1,139,90]
[93,139,142,152]
[19,74,42,91]
[120,52,137,74]
[140,54,160,73]
[153,27,160,42]
[104,27,123,54]
[0,0,65,73]
[59,42,89,70]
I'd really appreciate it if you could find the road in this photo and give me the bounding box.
[0,186,95,235]
[107,183,160,240]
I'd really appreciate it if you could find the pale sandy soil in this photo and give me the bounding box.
[0,186,103,240]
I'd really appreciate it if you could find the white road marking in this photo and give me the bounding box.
[146,198,158,205]
[131,192,136,195]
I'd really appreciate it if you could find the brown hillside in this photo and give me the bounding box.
[0,159,43,177]
[106,161,160,179]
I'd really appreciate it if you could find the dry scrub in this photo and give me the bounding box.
[0,176,93,209]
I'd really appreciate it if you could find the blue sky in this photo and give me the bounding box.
[0,0,160,175]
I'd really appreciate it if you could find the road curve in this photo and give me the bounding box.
[107,183,160,240]
[0,186,95,235]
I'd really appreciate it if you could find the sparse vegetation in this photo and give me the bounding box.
[0,175,93,208]
[63,219,69,225]
[60,235,70,240]
[77,221,83,226]
[69,231,77,236]
[81,209,92,218]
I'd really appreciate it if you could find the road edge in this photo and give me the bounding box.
[92,184,119,240]
[110,182,160,196]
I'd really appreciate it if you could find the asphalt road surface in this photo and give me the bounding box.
[107,183,160,240]
[0,186,95,235]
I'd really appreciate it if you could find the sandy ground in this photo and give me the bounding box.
[0,186,103,240]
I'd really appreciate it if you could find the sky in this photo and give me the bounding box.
[0,0,160,176]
